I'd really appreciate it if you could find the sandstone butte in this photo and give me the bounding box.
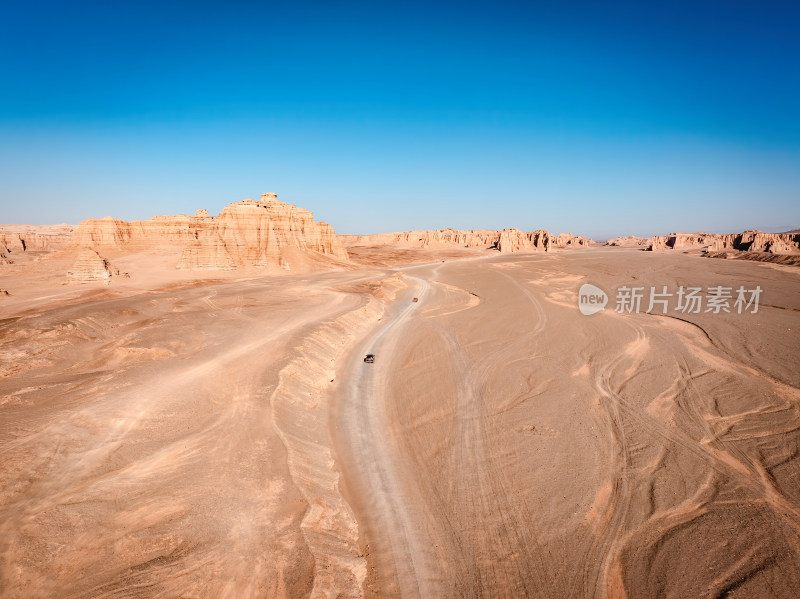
[68,193,349,272]
[341,229,588,253]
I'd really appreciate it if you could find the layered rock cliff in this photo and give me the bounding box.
[71,193,348,271]
[214,194,348,266]
[709,230,800,254]
[67,249,125,283]
[648,233,718,251]
[495,229,552,253]
[647,230,800,254]
[71,213,216,248]
[0,224,74,264]
[177,236,237,271]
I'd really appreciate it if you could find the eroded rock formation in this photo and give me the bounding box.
[605,236,651,247]
[647,230,800,254]
[177,236,237,271]
[341,229,501,248]
[496,229,552,253]
[71,214,215,248]
[552,233,588,249]
[342,228,587,254]
[71,193,348,271]
[648,233,717,251]
[215,195,348,267]
[0,225,74,264]
[67,249,124,283]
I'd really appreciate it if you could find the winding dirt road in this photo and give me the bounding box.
[334,274,434,597]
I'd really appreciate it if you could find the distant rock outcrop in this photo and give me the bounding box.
[342,229,501,248]
[71,193,348,271]
[342,228,586,254]
[496,229,552,253]
[648,233,717,251]
[67,249,124,283]
[647,230,800,254]
[552,233,588,248]
[605,236,651,248]
[71,214,214,248]
[710,230,800,254]
[0,225,74,264]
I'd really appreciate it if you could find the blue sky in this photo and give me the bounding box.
[1,0,798,238]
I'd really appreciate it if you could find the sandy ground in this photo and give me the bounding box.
[1,247,799,597]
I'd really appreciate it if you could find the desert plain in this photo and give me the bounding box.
[1,198,799,598]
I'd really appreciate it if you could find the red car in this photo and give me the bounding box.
[412,297,419,302]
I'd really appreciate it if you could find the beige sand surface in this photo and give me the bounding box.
[2,247,799,597]
[333,248,800,598]
[0,262,397,598]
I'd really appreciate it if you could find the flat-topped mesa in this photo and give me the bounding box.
[71,193,348,271]
[647,230,800,254]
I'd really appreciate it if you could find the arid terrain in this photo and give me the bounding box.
[1,206,799,598]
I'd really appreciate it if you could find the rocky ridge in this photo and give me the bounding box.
[0,225,74,264]
[647,230,800,254]
[71,193,348,271]
[341,228,587,253]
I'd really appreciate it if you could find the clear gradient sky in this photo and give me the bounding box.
[1,0,798,238]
